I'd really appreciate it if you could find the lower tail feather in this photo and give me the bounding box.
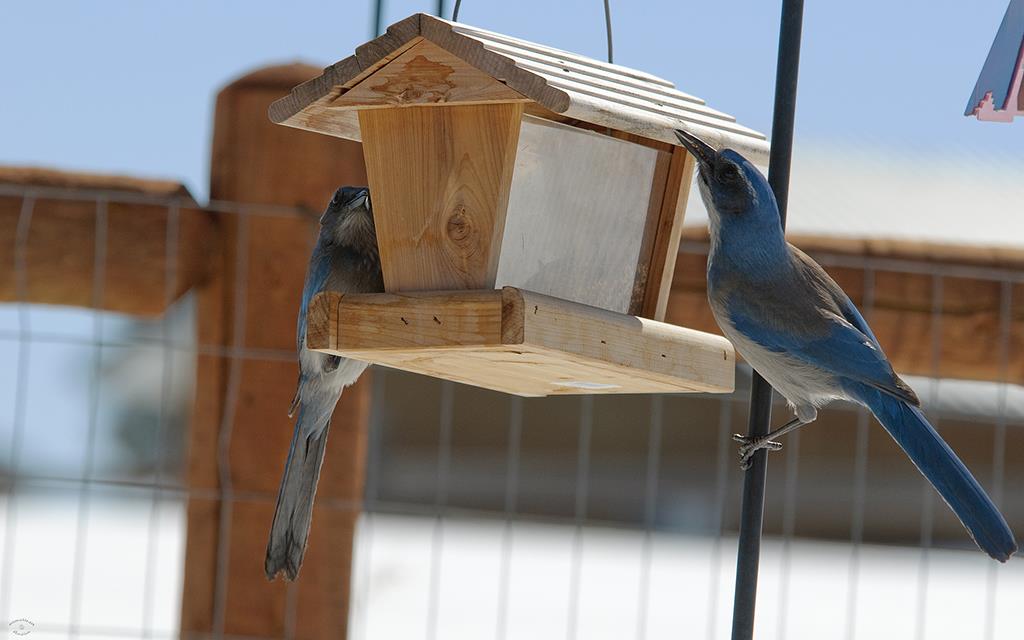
[856,385,1017,561]
[265,417,331,580]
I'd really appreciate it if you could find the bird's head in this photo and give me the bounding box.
[319,186,377,253]
[673,130,777,236]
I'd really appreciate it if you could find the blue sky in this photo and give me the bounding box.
[2,0,1022,200]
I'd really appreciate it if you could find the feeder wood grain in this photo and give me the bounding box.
[359,102,524,291]
[639,147,696,320]
[268,12,757,319]
[307,287,735,397]
[269,14,769,161]
[335,39,531,109]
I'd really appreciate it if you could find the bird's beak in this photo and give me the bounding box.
[350,189,370,210]
[674,129,717,168]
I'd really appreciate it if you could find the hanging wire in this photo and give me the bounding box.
[373,0,386,36]
[600,0,615,143]
[451,0,462,21]
[603,0,614,63]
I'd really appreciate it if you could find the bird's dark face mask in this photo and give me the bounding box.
[699,156,756,216]
[673,130,758,219]
[321,186,370,225]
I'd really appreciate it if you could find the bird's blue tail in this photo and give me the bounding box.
[854,384,1016,561]
[265,411,330,580]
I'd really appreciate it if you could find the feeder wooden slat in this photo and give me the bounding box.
[446,21,678,90]
[307,287,735,397]
[641,147,697,321]
[269,13,771,162]
[359,101,524,291]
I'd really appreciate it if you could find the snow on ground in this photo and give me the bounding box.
[3,492,1024,639]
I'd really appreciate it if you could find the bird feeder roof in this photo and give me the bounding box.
[269,13,769,162]
[965,0,1024,122]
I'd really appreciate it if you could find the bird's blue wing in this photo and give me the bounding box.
[290,245,340,417]
[835,295,879,347]
[727,296,917,404]
[297,248,333,351]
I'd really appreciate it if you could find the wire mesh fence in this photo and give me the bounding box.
[1,185,1022,639]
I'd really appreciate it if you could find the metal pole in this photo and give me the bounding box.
[730,1,804,639]
[373,0,385,36]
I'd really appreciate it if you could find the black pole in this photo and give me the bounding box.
[730,1,804,639]
[373,0,385,36]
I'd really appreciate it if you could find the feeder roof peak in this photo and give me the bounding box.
[269,13,769,161]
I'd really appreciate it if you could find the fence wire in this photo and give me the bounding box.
[1,185,1022,640]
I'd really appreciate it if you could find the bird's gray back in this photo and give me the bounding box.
[708,242,843,341]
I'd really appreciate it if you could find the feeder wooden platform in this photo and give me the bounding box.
[307,287,735,397]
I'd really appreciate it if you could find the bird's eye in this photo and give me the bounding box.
[719,164,740,181]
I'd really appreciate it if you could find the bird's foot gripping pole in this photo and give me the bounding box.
[732,417,805,469]
[732,434,783,469]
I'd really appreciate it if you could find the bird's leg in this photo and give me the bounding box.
[733,417,807,469]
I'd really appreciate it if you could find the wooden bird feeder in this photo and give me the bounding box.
[270,13,769,396]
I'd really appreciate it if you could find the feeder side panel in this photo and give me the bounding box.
[497,118,660,314]
[359,102,523,291]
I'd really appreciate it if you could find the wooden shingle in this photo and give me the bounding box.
[270,13,769,160]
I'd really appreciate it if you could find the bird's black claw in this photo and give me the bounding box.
[733,434,783,468]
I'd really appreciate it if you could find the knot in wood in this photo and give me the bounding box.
[369,55,455,105]
[446,206,475,247]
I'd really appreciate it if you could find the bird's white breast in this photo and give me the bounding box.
[710,299,846,422]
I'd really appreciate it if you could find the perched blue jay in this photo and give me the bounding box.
[674,130,1017,561]
[265,186,384,580]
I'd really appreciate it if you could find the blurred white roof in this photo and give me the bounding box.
[684,144,1024,250]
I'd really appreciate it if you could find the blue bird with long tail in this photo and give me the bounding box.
[265,186,384,580]
[674,129,1016,562]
